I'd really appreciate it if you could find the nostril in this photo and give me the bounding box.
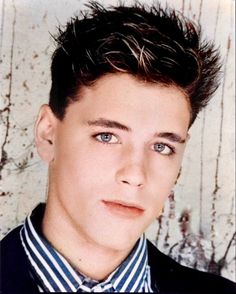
[121,180,143,187]
[117,164,146,187]
[122,180,129,185]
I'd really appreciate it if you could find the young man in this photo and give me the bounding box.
[2,1,235,293]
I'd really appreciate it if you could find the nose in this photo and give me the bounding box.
[116,152,146,188]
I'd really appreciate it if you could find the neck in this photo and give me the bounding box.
[42,196,135,281]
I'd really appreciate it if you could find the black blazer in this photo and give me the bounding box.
[1,226,235,294]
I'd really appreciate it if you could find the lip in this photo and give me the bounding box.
[102,200,144,218]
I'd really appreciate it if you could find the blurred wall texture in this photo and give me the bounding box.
[0,0,235,282]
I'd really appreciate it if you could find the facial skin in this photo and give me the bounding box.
[36,73,190,278]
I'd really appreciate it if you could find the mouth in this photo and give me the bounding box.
[102,200,144,218]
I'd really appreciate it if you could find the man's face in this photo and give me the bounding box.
[42,74,190,251]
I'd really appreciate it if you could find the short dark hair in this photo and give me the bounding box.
[49,1,221,126]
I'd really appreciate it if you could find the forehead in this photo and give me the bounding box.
[65,73,191,134]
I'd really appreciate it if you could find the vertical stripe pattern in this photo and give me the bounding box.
[20,204,153,292]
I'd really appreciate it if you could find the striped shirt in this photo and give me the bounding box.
[20,204,153,292]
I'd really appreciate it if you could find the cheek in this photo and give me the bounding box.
[145,161,180,213]
[148,185,171,219]
[53,139,119,189]
[150,157,181,188]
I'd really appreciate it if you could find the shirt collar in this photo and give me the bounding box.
[20,203,152,292]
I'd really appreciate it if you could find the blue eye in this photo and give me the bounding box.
[95,133,119,144]
[153,143,174,155]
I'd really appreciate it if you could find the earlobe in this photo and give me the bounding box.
[35,104,57,163]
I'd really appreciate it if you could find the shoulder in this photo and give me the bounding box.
[1,226,39,294]
[147,240,236,294]
[1,225,24,261]
[2,224,22,244]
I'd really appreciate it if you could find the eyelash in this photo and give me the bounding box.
[92,132,119,144]
[92,132,176,156]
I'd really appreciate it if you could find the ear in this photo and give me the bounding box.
[35,104,58,163]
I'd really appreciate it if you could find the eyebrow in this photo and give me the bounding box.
[155,132,186,144]
[87,118,186,144]
[87,118,131,131]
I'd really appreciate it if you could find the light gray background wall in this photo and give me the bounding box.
[1,0,235,282]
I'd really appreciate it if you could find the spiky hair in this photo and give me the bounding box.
[49,1,221,126]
